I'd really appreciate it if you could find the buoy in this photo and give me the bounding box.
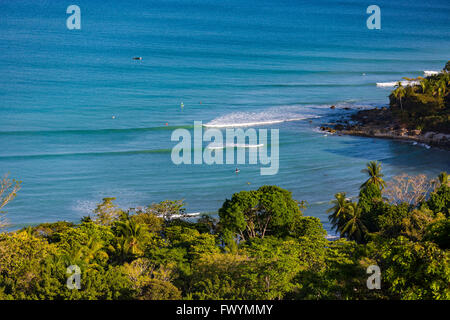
[112,115,116,119]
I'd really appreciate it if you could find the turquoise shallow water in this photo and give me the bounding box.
[0,0,449,232]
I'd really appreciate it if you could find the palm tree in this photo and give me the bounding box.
[327,192,352,235]
[115,217,147,257]
[419,78,431,94]
[393,82,406,111]
[340,202,367,243]
[61,237,106,272]
[438,172,448,186]
[360,161,386,191]
[445,61,450,72]
[434,78,448,97]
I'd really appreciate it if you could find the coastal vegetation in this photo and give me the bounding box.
[321,61,450,147]
[389,61,450,133]
[0,162,448,300]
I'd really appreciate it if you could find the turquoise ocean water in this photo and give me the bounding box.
[0,0,449,232]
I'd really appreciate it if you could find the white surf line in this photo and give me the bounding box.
[206,143,265,150]
[377,70,442,88]
[376,80,420,88]
[423,70,440,76]
[203,117,309,128]
[162,212,202,219]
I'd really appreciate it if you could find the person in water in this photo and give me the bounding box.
[235,168,240,174]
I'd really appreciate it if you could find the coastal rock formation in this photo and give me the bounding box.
[320,107,450,148]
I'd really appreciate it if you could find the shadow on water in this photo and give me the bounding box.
[323,135,450,174]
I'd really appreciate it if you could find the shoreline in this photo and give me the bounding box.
[320,106,450,150]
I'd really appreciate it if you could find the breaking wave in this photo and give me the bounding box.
[206,143,265,150]
[423,70,440,76]
[376,70,441,88]
[376,80,419,88]
[204,106,321,128]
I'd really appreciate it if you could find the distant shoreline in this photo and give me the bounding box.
[320,106,450,150]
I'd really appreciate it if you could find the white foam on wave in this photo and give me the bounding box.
[169,212,201,219]
[377,70,442,88]
[204,118,309,128]
[206,143,264,150]
[424,70,439,76]
[376,80,419,88]
[204,106,321,128]
[73,198,202,219]
[73,200,97,215]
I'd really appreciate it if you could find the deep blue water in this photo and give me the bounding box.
[1,0,449,232]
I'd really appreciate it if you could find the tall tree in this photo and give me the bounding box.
[360,161,386,191]
[114,216,147,258]
[327,192,352,234]
[438,172,448,186]
[93,197,123,226]
[0,174,21,230]
[218,185,303,241]
[340,202,367,243]
[393,82,406,111]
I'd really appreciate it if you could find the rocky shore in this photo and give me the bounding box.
[320,106,450,149]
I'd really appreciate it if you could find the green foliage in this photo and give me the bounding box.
[164,225,220,262]
[426,183,450,217]
[188,252,251,299]
[239,237,309,299]
[139,279,181,300]
[63,265,135,300]
[327,192,351,234]
[146,199,186,221]
[0,166,448,300]
[327,161,386,243]
[290,240,383,300]
[424,218,450,249]
[122,258,181,300]
[445,61,450,72]
[339,202,367,243]
[389,62,450,133]
[131,211,163,234]
[24,221,75,242]
[93,197,124,226]
[360,161,385,191]
[218,185,302,241]
[0,231,58,299]
[328,194,368,244]
[292,215,327,239]
[189,236,328,300]
[359,182,382,221]
[53,221,115,271]
[370,237,449,300]
[112,216,149,262]
[373,202,411,238]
